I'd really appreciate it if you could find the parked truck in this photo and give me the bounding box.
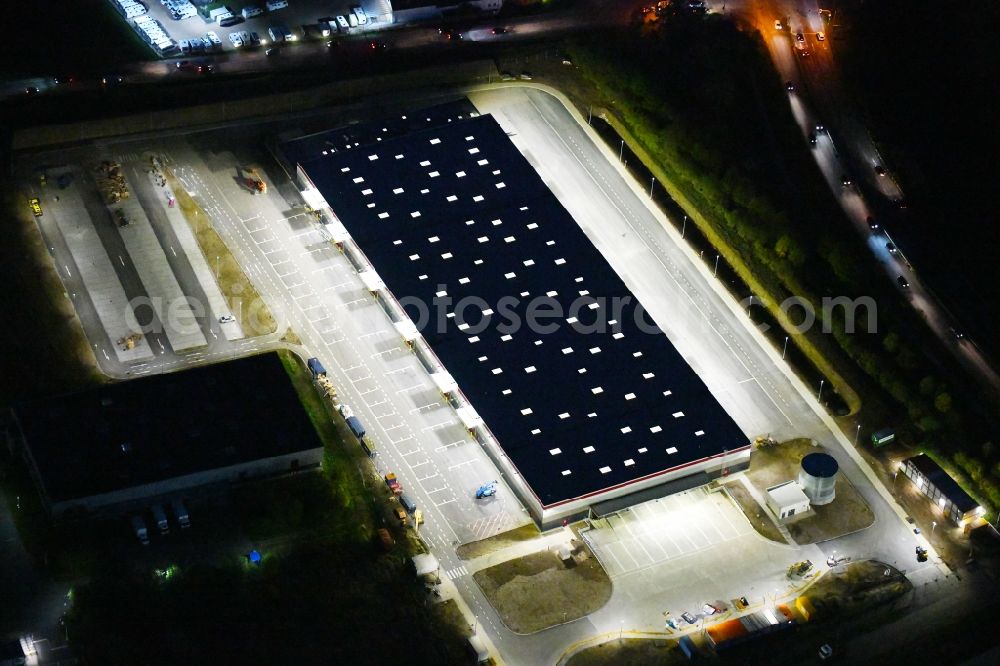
[171,498,190,529]
[346,415,366,440]
[384,472,403,495]
[131,515,149,545]
[151,504,169,534]
[307,357,327,378]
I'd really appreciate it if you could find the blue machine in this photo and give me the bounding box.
[475,481,497,499]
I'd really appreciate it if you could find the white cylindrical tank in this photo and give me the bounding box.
[798,452,838,505]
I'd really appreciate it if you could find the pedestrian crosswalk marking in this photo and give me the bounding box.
[445,565,468,580]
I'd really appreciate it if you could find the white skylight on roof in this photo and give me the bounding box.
[429,138,441,145]
[664,390,673,396]
[583,446,595,453]
[435,290,447,297]
[366,203,376,209]
[473,195,484,202]
[459,277,470,284]
[589,347,601,354]
[549,448,561,455]
[555,258,566,265]
[429,171,440,178]
[469,336,480,343]
[562,470,572,476]
[496,182,506,189]
[562,347,573,355]
[524,259,535,266]
[492,170,501,175]
[379,212,390,219]
[621,426,632,434]
[520,291,530,297]
[524,366,536,373]
[559,413,570,419]
[531,428,541,435]
[575,277,584,283]
[534,340,543,346]
[420,188,429,194]
[504,236,515,243]
[361,188,373,195]
[650,426,662,433]
[599,466,611,474]
[591,386,603,394]
[411,211,421,218]
[478,355,488,362]
[643,372,655,379]
[634,351,643,358]
[428,236,440,243]
[613,332,625,340]
[393,187,404,194]
[501,334,512,341]
[588,303,599,310]
[624,459,635,467]
[578,368,587,374]
[418,274,428,280]
[474,259,483,265]
[340,167,350,173]
[478,236,489,243]
[420,160,431,166]
[666,447,678,454]
[588,413,597,418]
[579,290,590,296]
[368,154,379,160]
[521,408,533,415]
[447,195,458,202]
[482,308,493,316]
[469,147,480,154]
[547,241,556,246]
[465,219,475,226]
[625,393,636,401]
[502,388,512,395]
[409,254,420,261]
[566,316,578,324]
[477,159,489,165]
[465,136,474,141]
[492,368,503,375]
[352,176,364,184]
[527,223,539,230]
[395,154,404,160]
[393,239,402,245]
[441,252,453,259]
[672,411,685,418]
[505,272,516,279]
[456,171,466,178]
[695,430,705,436]
[638,447,648,453]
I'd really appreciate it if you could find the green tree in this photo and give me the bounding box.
[934,392,952,413]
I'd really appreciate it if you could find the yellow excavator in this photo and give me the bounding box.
[243,167,267,195]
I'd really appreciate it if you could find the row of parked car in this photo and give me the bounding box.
[131,498,190,544]
[179,32,222,54]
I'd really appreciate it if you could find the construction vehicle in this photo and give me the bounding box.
[241,166,267,194]
[117,332,142,350]
[787,560,814,578]
[475,481,497,499]
[95,160,129,204]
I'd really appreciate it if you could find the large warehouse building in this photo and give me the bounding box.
[281,101,750,527]
[6,353,324,518]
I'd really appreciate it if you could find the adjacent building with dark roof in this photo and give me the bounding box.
[902,454,982,525]
[6,353,324,517]
[283,104,750,526]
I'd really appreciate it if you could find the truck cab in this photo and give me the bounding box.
[131,515,149,544]
[151,504,169,534]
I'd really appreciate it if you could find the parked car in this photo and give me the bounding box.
[219,314,236,324]
[786,80,795,92]
[519,71,533,80]
[229,32,244,48]
[886,242,897,254]
[867,216,879,230]
[702,603,721,615]
[817,31,825,41]
[681,611,697,624]
[874,164,887,177]
[897,275,910,289]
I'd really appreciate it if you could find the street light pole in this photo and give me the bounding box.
[619,139,624,162]
[817,379,825,402]
[782,336,789,360]
[649,177,655,198]
[681,215,687,238]
[931,520,937,535]
[855,424,861,446]
[747,294,753,316]
[714,254,720,276]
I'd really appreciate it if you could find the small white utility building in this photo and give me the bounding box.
[766,481,811,521]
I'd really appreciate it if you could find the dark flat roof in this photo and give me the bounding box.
[801,452,838,478]
[906,454,978,513]
[13,353,323,503]
[297,112,748,507]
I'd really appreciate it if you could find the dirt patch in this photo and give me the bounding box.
[749,439,874,543]
[165,169,276,337]
[473,544,611,634]
[566,637,687,666]
[805,560,911,619]
[722,482,787,543]
[456,523,539,561]
[281,328,302,346]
